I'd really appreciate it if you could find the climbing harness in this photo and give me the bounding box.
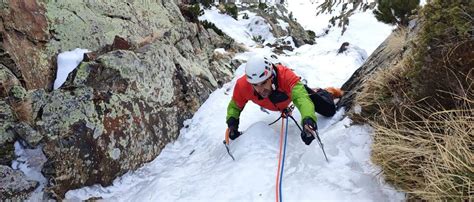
[268,105,295,126]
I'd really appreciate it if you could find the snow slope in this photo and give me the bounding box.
[286,0,394,55]
[65,1,404,201]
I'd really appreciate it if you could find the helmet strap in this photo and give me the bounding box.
[271,66,278,91]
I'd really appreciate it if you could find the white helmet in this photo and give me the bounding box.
[245,55,274,84]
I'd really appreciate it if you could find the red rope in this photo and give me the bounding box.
[275,117,285,202]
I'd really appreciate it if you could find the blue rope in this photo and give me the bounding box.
[279,117,289,202]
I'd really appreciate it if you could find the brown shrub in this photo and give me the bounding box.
[353,0,474,200]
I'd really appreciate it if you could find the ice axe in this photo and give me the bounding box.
[305,125,329,163]
[287,115,329,163]
[223,128,235,161]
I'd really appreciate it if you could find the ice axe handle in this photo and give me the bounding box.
[225,128,230,145]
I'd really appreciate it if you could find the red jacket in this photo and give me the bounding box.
[232,64,300,112]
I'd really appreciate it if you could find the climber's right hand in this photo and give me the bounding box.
[227,117,242,140]
[229,128,242,140]
[301,118,317,145]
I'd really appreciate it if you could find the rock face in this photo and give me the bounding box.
[1,0,237,199]
[0,165,38,200]
[0,99,15,165]
[0,64,24,166]
[253,4,315,47]
[0,1,51,90]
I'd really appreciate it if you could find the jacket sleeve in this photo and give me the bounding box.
[291,82,317,123]
[226,80,248,121]
[226,99,242,121]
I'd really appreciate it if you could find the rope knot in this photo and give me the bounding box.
[281,105,295,118]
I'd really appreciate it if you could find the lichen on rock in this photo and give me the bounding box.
[1,0,245,199]
[0,165,39,200]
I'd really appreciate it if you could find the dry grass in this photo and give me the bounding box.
[385,27,409,55]
[356,56,473,200]
[370,99,473,200]
[351,1,473,200]
[354,35,473,201]
[354,55,416,122]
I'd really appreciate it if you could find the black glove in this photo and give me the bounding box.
[227,117,242,140]
[301,118,317,145]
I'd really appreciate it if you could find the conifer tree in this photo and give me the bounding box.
[200,0,213,8]
[373,0,420,27]
[316,0,420,34]
[316,0,376,34]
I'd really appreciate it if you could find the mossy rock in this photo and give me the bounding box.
[0,101,16,165]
